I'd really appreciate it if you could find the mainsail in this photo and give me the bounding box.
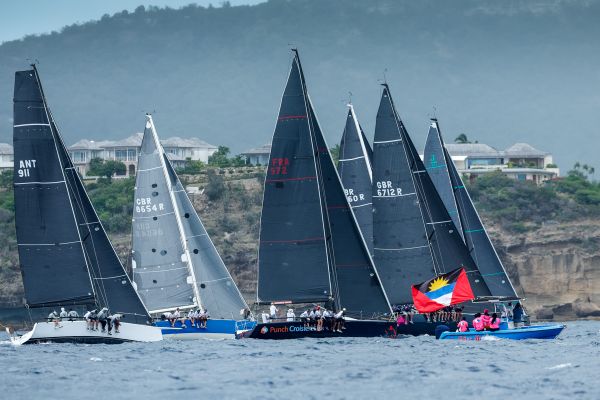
[338,104,374,256]
[425,122,518,298]
[258,51,390,316]
[132,116,249,319]
[13,66,150,321]
[372,85,491,305]
[423,119,464,241]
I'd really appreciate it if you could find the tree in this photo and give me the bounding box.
[330,144,340,165]
[205,169,225,200]
[208,146,232,167]
[88,157,126,180]
[454,133,471,144]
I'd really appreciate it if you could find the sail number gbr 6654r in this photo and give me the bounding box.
[376,180,402,197]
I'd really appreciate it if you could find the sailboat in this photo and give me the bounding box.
[424,119,517,297]
[372,84,493,335]
[249,50,396,339]
[423,119,565,340]
[131,115,254,339]
[338,104,374,256]
[8,66,162,345]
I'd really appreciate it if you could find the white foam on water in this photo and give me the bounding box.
[546,363,572,370]
[481,335,500,341]
[89,357,102,362]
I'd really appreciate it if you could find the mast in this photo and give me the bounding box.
[147,115,202,310]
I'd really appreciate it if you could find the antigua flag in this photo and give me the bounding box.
[411,268,474,313]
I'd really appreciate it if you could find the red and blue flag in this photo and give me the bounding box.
[411,268,474,313]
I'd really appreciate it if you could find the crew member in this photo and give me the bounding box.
[269,303,278,321]
[84,309,94,330]
[59,307,68,320]
[67,309,79,321]
[513,303,524,328]
[170,308,181,327]
[97,307,109,332]
[481,309,491,329]
[109,313,122,334]
[286,308,295,322]
[488,313,500,331]
[299,310,309,326]
[48,310,61,328]
[472,313,484,331]
[333,308,345,332]
[457,317,469,332]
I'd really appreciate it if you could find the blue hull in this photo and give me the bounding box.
[154,319,256,340]
[439,324,565,340]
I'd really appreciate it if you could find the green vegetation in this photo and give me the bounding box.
[88,158,127,180]
[86,177,135,232]
[468,164,600,232]
[208,146,246,168]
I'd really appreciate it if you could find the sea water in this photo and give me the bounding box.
[0,320,598,399]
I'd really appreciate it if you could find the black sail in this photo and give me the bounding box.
[13,67,150,321]
[13,69,95,308]
[361,128,373,165]
[309,100,390,316]
[443,146,518,297]
[257,55,331,304]
[423,120,464,241]
[373,85,491,304]
[338,105,374,256]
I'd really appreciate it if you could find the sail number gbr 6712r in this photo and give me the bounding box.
[376,180,402,197]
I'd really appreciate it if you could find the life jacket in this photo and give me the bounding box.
[396,315,406,325]
[473,317,484,331]
[481,314,491,328]
[458,320,469,332]
[489,318,500,330]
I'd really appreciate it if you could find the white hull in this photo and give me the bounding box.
[162,331,235,340]
[7,321,163,345]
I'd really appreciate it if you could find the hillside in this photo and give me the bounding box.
[0,165,599,320]
[0,0,599,170]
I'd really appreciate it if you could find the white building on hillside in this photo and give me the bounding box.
[0,143,14,171]
[68,133,218,177]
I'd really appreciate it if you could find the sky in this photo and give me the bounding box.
[0,0,263,43]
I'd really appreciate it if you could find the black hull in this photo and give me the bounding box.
[248,318,458,339]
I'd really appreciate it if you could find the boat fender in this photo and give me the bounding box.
[435,325,450,340]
